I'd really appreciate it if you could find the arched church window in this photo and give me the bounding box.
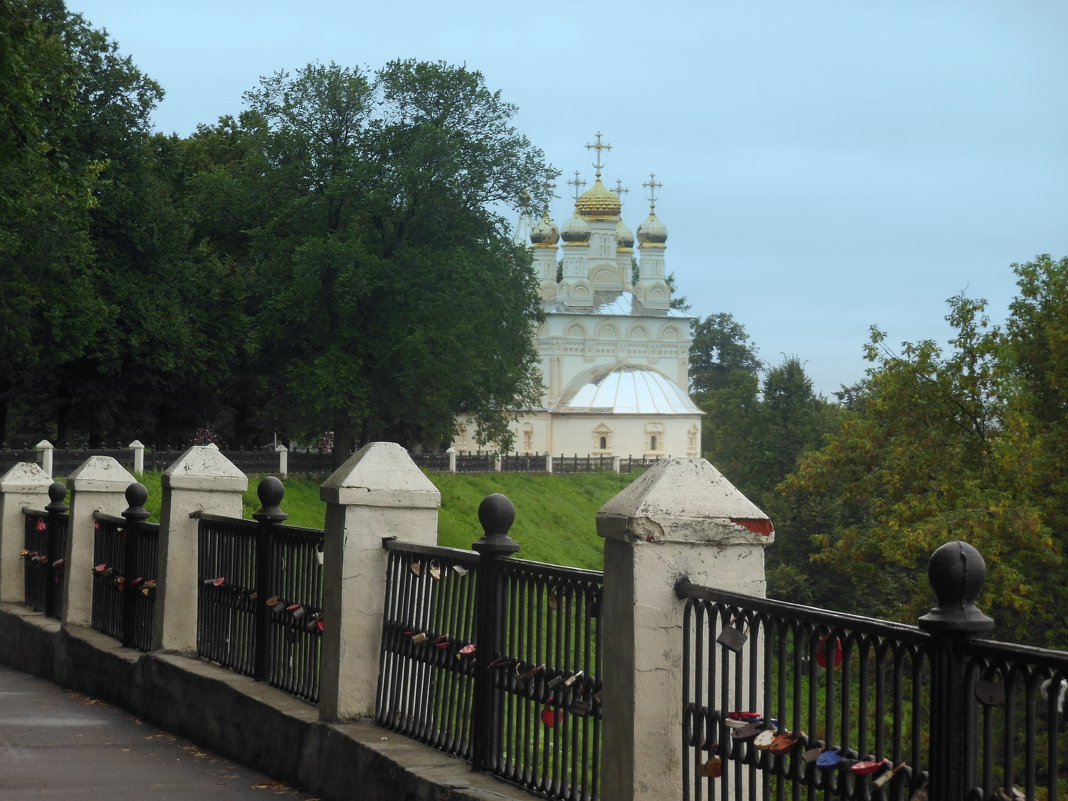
[599,436,607,450]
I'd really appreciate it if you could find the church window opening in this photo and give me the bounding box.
[593,423,612,453]
[650,435,658,451]
[523,423,535,454]
[600,436,607,450]
[645,422,664,455]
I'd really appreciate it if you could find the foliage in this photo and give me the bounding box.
[782,260,1068,644]
[202,60,554,461]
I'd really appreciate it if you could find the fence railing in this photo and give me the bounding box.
[89,484,160,651]
[676,541,1068,801]
[21,482,69,618]
[376,494,603,801]
[195,477,324,703]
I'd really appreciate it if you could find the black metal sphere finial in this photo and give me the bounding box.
[45,481,68,514]
[253,475,288,523]
[918,540,994,634]
[122,482,151,522]
[472,493,520,557]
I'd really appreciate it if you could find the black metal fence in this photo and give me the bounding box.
[195,477,324,703]
[553,454,613,474]
[89,484,160,651]
[409,452,452,471]
[376,494,603,801]
[500,453,544,472]
[21,482,69,618]
[676,541,1068,801]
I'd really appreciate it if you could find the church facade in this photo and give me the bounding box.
[453,138,702,459]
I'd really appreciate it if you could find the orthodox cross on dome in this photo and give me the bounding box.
[614,178,629,207]
[568,170,587,201]
[642,172,663,211]
[585,132,612,179]
[541,173,556,212]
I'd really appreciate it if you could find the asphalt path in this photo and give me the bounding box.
[0,664,317,800]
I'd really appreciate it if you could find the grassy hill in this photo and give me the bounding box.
[133,469,640,571]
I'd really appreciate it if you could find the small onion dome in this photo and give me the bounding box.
[560,211,591,245]
[530,211,559,247]
[615,218,635,249]
[637,210,668,246]
[575,178,622,221]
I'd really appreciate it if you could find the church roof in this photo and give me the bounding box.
[555,364,702,415]
[541,291,690,318]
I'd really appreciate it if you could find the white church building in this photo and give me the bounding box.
[453,136,702,459]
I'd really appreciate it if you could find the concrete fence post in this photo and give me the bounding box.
[545,453,553,473]
[446,447,457,473]
[155,446,247,652]
[612,455,621,473]
[129,440,145,475]
[36,440,54,478]
[62,456,138,627]
[318,442,440,721]
[597,457,774,801]
[276,444,288,478]
[494,453,502,472]
[0,462,52,603]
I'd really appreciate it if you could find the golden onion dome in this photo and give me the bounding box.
[575,178,622,221]
[615,218,635,249]
[560,211,591,245]
[637,210,668,246]
[530,211,559,247]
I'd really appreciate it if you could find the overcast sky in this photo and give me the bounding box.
[70,0,1068,397]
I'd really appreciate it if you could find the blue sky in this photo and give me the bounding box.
[71,0,1068,396]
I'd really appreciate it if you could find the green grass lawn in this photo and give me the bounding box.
[130,469,640,570]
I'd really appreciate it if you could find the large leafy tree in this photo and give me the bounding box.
[781,263,1068,643]
[224,60,552,461]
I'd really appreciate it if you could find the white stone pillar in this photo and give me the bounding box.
[0,462,52,603]
[62,456,137,627]
[597,458,773,801]
[318,442,440,721]
[494,453,502,472]
[155,446,247,652]
[129,440,145,475]
[612,455,621,473]
[276,444,288,478]
[545,453,553,473]
[36,440,54,478]
[446,447,457,473]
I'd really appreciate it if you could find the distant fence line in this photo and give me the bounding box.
[0,442,661,478]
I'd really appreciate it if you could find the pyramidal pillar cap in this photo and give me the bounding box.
[597,457,774,545]
[162,445,247,492]
[321,442,440,508]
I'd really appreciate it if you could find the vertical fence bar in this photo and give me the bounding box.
[121,483,150,648]
[44,481,68,619]
[252,476,287,683]
[470,493,521,772]
[918,541,994,801]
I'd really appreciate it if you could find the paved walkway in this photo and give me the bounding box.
[0,665,316,800]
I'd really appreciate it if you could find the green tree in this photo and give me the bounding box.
[228,60,553,462]
[0,0,105,442]
[781,287,1060,639]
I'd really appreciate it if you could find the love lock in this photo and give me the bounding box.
[287,603,305,620]
[33,554,49,564]
[975,678,1006,707]
[768,732,800,754]
[563,671,584,687]
[753,729,776,749]
[458,643,476,657]
[730,722,763,742]
[410,561,423,577]
[314,541,324,566]
[717,618,749,653]
[35,519,47,532]
[411,632,429,643]
[872,762,907,788]
[51,558,64,569]
[701,757,723,778]
[451,564,469,577]
[540,703,563,728]
[516,663,544,681]
[428,560,442,580]
[816,749,843,768]
[802,746,825,763]
[547,674,565,690]
[548,590,568,611]
[851,759,889,775]
[815,635,843,668]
